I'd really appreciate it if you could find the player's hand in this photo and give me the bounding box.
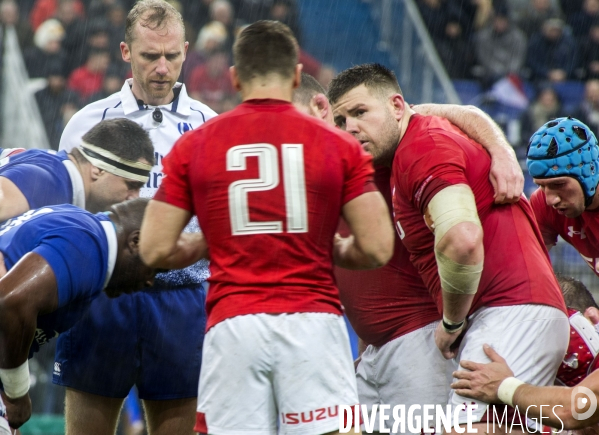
[434,320,465,359]
[488,146,524,204]
[451,344,514,403]
[1,391,32,429]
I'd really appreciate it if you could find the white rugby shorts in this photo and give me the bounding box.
[451,304,569,424]
[196,312,359,435]
[356,321,453,434]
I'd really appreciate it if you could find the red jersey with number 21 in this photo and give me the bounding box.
[155,99,376,330]
[391,114,566,315]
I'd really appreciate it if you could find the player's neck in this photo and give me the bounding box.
[397,106,416,144]
[240,79,294,103]
[587,191,599,212]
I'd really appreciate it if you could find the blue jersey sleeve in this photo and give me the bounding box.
[32,227,107,308]
[0,151,72,209]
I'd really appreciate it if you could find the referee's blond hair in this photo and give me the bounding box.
[125,0,185,46]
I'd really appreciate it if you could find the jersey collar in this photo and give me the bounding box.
[99,220,118,289]
[62,159,86,209]
[119,78,192,116]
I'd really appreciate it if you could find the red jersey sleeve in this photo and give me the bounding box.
[153,132,195,212]
[341,137,376,205]
[530,188,560,247]
[403,139,469,214]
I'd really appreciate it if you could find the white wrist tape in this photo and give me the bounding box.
[0,361,30,398]
[497,377,525,407]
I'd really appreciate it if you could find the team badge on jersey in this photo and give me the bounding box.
[178,122,193,135]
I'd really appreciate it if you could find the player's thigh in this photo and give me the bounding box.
[274,313,359,435]
[451,304,569,424]
[142,398,196,435]
[369,322,452,434]
[53,292,137,398]
[136,287,206,400]
[64,388,124,435]
[196,315,278,435]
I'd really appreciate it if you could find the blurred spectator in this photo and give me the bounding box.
[516,0,562,37]
[180,0,214,37]
[474,6,527,86]
[181,20,228,83]
[574,79,599,133]
[188,48,236,113]
[436,16,476,78]
[520,85,562,141]
[209,0,235,51]
[448,0,493,40]
[23,18,67,78]
[35,59,80,149]
[55,0,89,74]
[525,17,578,83]
[558,0,585,21]
[268,0,301,43]
[579,19,599,79]
[87,63,124,103]
[67,48,110,101]
[29,0,83,31]
[417,0,452,40]
[569,0,599,40]
[0,0,33,49]
[231,0,274,25]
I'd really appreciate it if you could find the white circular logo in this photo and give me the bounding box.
[571,386,597,420]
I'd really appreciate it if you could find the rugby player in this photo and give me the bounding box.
[140,21,394,435]
[0,199,156,431]
[328,63,568,434]
[293,72,527,433]
[0,118,153,222]
[55,2,217,433]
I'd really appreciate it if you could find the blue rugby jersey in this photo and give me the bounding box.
[0,149,85,210]
[0,204,116,355]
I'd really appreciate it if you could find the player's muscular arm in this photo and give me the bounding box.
[0,177,30,222]
[336,191,394,270]
[140,200,208,269]
[426,185,483,359]
[453,345,599,430]
[413,104,523,204]
[0,253,58,429]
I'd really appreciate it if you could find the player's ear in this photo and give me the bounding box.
[128,230,141,252]
[292,64,303,89]
[183,41,189,61]
[90,165,104,181]
[121,42,131,63]
[312,93,330,122]
[230,66,242,91]
[390,94,405,122]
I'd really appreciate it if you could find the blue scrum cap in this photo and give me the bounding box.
[526,117,599,206]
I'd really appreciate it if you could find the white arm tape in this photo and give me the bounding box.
[0,360,30,398]
[497,377,525,407]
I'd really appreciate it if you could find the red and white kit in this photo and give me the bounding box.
[156,99,374,435]
[391,114,569,423]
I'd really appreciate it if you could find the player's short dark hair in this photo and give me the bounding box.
[233,20,298,83]
[293,73,326,107]
[77,118,155,165]
[557,273,599,312]
[125,0,185,46]
[328,63,402,105]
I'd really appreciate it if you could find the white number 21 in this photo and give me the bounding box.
[227,143,308,235]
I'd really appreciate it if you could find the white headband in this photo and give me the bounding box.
[79,141,152,182]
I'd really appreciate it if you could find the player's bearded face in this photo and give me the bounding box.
[535,177,586,218]
[332,85,400,166]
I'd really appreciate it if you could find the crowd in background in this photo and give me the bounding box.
[416,0,599,145]
[3,0,599,155]
[1,0,335,150]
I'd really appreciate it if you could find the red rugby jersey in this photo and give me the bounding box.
[155,99,376,329]
[531,188,599,276]
[335,167,440,347]
[391,114,566,314]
